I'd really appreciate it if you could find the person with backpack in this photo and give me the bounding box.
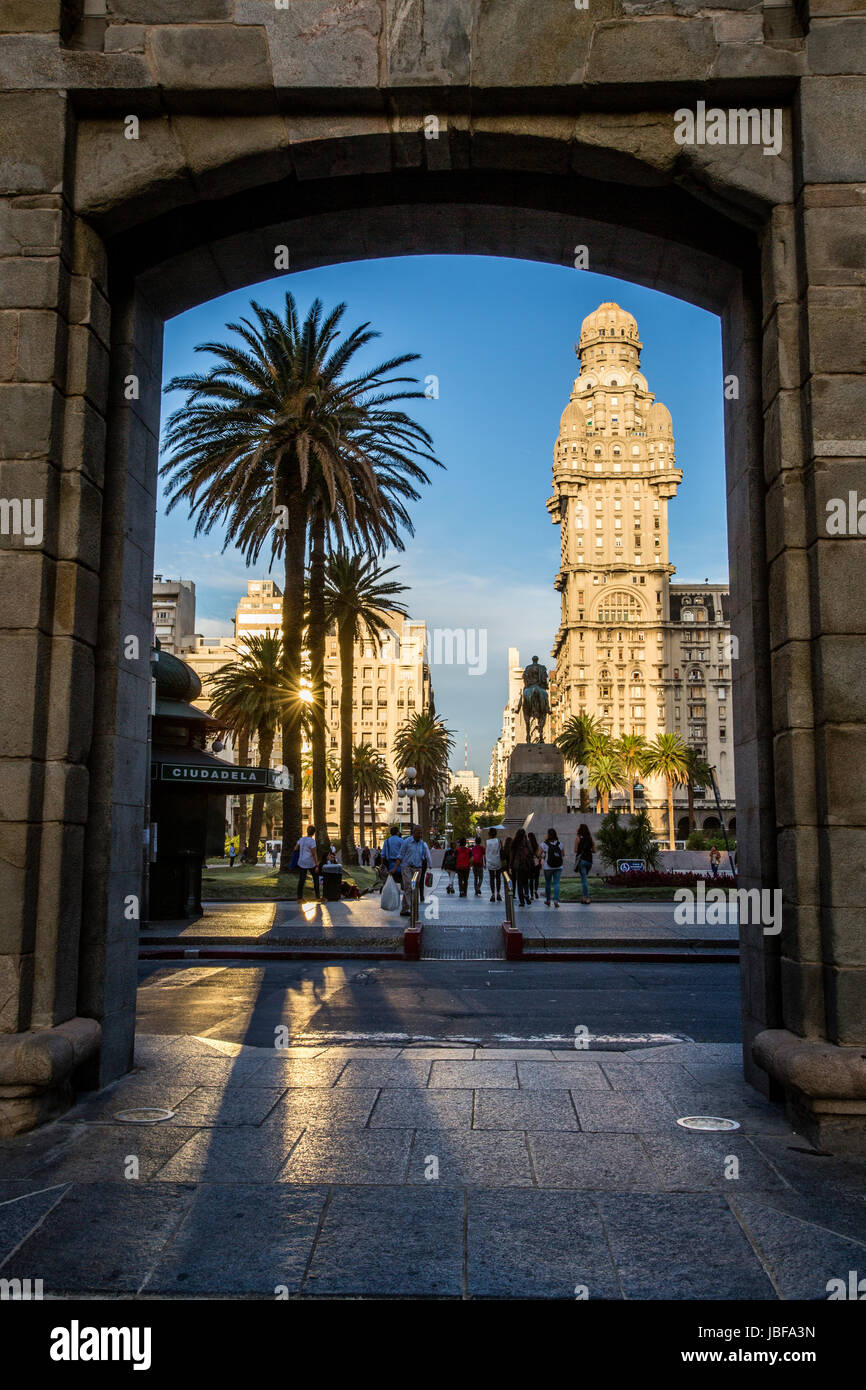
[541,827,564,908]
[454,837,473,897]
[574,823,594,904]
[470,835,485,896]
[485,827,503,902]
[441,840,457,894]
[228,842,236,868]
[510,828,534,907]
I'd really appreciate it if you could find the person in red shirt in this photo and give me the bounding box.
[454,838,473,898]
[470,835,485,896]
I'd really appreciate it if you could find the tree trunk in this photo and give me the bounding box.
[247,726,275,864]
[687,781,695,835]
[236,728,250,855]
[667,776,676,851]
[279,472,306,870]
[338,623,356,862]
[628,776,635,815]
[357,782,365,850]
[308,503,328,859]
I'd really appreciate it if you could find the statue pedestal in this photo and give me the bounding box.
[504,743,567,832]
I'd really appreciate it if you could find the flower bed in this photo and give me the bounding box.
[603,869,724,888]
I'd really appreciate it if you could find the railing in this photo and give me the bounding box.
[501,871,522,960]
[404,869,422,959]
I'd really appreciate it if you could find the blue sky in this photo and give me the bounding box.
[156,255,727,779]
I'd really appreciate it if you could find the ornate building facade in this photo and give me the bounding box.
[547,302,735,837]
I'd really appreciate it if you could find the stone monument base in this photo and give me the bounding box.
[504,742,567,832]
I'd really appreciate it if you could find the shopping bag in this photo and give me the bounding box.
[380,874,400,911]
[425,871,433,887]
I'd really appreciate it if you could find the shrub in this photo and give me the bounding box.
[603,869,724,887]
[597,807,660,870]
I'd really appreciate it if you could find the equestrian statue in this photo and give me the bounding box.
[515,655,550,744]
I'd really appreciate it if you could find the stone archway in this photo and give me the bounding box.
[2,2,864,1148]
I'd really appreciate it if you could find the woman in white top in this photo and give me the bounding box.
[485,828,503,902]
[295,825,320,901]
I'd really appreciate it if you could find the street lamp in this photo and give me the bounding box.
[397,766,425,834]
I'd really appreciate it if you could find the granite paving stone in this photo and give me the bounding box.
[428,1060,518,1089]
[397,1046,475,1059]
[264,1087,379,1130]
[154,1126,304,1183]
[641,1134,792,1193]
[303,1186,463,1297]
[0,1181,70,1263]
[472,1089,579,1131]
[169,1085,287,1127]
[570,1092,678,1133]
[467,1191,622,1298]
[517,1061,611,1091]
[239,1056,349,1087]
[472,1048,556,1060]
[595,1194,776,1299]
[334,1058,433,1088]
[408,1130,534,1187]
[749,1135,866,1207]
[278,1129,413,1184]
[368,1088,474,1129]
[655,1088,797,1136]
[143,1185,328,1295]
[4,1123,194,1182]
[731,1195,866,1300]
[0,1183,197,1294]
[58,1076,200,1123]
[528,1133,662,1190]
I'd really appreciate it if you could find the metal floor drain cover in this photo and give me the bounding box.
[677,1115,740,1131]
[114,1107,174,1124]
[420,948,504,960]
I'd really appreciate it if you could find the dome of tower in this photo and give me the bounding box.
[577,302,641,357]
[647,401,673,434]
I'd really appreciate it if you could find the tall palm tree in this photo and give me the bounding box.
[556,713,605,811]
[683,746,714,836]
[161,292,440,867]
[206,633,286,862]
[353,743,395,849]
[616,733,648,814]
[323,551,409,860]
[585,745,623,814]
[392,711,454,842]
[643,732,691,850]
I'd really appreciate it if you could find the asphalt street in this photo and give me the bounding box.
[136,958,742,1048]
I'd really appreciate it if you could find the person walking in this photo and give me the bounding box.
[361,845,371,867]
[470,835,485,896]
[294,825,321,901]
[541,827,564,908]
[442,840,457,894]
[395,825,431,916]
[228,842,236,869]
[381,824,405,881]
[510,828,534,907]
[527,831,542,900]
[574,823,594,904]
[709,844,721,878]
[485,827,503,902]
[455,837,472,898]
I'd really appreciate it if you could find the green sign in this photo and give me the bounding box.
[157,762,290,789]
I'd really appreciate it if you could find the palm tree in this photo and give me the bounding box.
[683,746,714,836]
[585,745,623,814]
[161,292,440,867]
[643,732,691,850]
[323,551,409,860]
[206,633,287,863]
[353,743,395,848]
[392,711,454,842]
[616,733,648,814]
[556,713,605,811]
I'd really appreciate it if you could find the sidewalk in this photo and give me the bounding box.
[142,871,737,956]
[1,1037,863,1298]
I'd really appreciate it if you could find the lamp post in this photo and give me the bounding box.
[397,765,425,835]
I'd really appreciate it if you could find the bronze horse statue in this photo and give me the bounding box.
[515,656,550,743]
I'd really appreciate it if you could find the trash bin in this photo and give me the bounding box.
[322,863,343,902]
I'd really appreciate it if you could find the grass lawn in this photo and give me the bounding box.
[557,877,685,903]
[202,862,379,902]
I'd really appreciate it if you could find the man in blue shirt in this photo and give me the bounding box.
[381,824,405,879]
[395,826,431,916]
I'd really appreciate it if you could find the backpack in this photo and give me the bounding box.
[442,849,456,870]
[546,839,563,869]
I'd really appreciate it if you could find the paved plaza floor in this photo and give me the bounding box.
[1,1035,864,1298]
